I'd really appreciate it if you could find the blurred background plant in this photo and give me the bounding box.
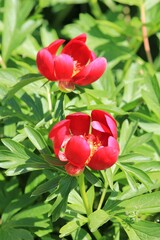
[0,0,160,239]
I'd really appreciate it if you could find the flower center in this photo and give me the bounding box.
[85,134,102,165]
[72,61,82,76]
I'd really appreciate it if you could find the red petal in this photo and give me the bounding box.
[90,51,97,61]
[73,57,107,86]
[66,113,90,135]
[92,121,111,134]
[54,54,74,80]
[47,39,65,55]
[71,33,87,42]
[36,49,56,80]
[62,40,91,66]
[49,119,70,155]
[105,115,118,138]
[108,136,120,152]
[92,110,117,138]
[91,120,110,146]
[88,145,119,170]
[65,136,90,167]
[65,162,84,176]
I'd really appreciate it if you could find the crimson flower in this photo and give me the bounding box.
[49,110,120,176]
[36,34,107,92]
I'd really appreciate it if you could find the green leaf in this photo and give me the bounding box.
[124,170,138,191]
[88,209,111,232]
[2,74,44,104]
[119,120,138,154]
[0,227,33,240]
[118,191,160,215]
[138,122,160,135]
[32,176,61,196]
[59,215,87,238]
[84,168,102,187]
[25,126,51,155]
[142,90,160,119]
[136,161,160,172]
[68,190,86,214]
[49,176,77,221]
[2,193,35,222]
[120,220,160,240]
[0,139,48,175]
[1,138,48,163]
[0,150,24,169]
[87,185,95,213]
[2,0,19,62]
[105,168,114,190]
[130,221,160,240]
[145,0,160,10]
[119,153,151,163]
[11,204,51,224]
[113,0,142,6]
[117,163,153,190]
[127,133,153,151]
[2,0,39,62]
[71,228,92,240]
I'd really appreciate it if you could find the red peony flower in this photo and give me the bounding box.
[36,34,107,92]
[49,110,120,176]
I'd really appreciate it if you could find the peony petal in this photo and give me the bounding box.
[92,110,117,132]
[65,136,90,167]
[71,33,87,42]
[88,145,119,170]
[92,121,111,134]
[49,119,70,155]
[105,115,118,138]
[73,57,107,86]
[36,49,56,80]
[91,120,111,146]
[108,136,120,152]
[65,162,84,176]
[54,54,74,80]
[91,110,117,145]
[47,39,65,55]
[66,112,90,135]
[90,51,97,61]
[62,40,91,66]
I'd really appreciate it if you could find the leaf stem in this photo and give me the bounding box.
[140,3,153,64]
[78,173,91,216]
[46,84,53,125]
[97,171,108,210]
[97,188,107,210]
[77,173,102,240]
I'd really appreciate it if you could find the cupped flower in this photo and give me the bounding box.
[36,34,107,92]
[49,110,120,176]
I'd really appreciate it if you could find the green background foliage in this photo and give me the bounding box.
[0,0,160,239]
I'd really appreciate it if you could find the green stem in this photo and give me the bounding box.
[97,187,107,210]
[77,174,102,240]
[78,173,91,216]
[89,0,103,19]
[46,84,53,125]
[97,171,108,210]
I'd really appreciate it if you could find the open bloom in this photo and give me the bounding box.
[49,110,120,176]
[36,34,107,92]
